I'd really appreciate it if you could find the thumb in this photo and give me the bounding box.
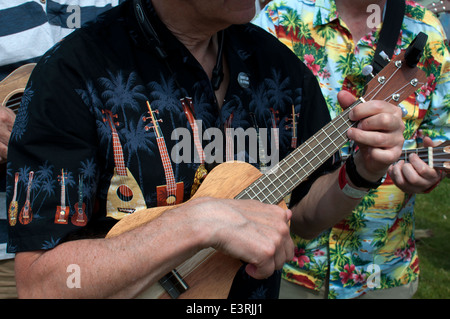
[423,136,438,148]
[337,90,358,110]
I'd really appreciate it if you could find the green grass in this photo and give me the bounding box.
[413,178,450,299]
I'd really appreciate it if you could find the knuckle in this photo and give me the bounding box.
[262,243,276,258]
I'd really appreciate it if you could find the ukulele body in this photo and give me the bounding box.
[107,161,287,299]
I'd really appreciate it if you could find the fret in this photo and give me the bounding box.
[246,187,257,199]
[60,170,66,208]
[111,131,128,176]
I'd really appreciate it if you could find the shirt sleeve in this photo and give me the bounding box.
[7,56,100,253]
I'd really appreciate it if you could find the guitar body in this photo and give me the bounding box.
[107,161,287,299]
[19,201,32,225]
[0,63,35,112]
[156,182,184,206]
[72,202,87,226]
[9,173,20,226]
[106,167,147,220]
[8,201,18,226]
[55,206,70,224]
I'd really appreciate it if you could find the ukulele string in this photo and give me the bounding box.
[159,248,217,292]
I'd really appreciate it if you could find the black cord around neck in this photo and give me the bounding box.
[133,0,225,91]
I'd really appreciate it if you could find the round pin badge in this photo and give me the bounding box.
[237,72,250,88]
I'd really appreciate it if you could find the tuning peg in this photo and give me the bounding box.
[416,92,426,103]
[399,105,408,117]
[362,65,375,79]
[379,51,391,62]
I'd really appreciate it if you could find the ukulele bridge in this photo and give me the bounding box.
[158,269,189,299]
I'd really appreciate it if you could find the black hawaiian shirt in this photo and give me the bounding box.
[6,0,336,298]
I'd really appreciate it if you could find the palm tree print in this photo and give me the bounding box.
[11,84,33,142]
[280,8,302,48]
[123,117,157,190]
[100,71,147,131]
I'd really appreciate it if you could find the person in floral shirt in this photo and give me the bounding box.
[254,0,450,299]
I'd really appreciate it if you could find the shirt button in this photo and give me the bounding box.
[332,234,338,241]
[346,43,353,51]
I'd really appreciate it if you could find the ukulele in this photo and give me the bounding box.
[72,174,87,226]
[106,37,428,299]
[427,0,450,14]
[8,172,20,226]
[0,63,35,113]
[19,171,34,225]
[55,169,70,224]
[103,109,147,219]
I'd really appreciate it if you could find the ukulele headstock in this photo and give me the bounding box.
[102,109,120,131]
[363,51,428,106]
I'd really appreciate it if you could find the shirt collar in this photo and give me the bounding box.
[313,0,339,27]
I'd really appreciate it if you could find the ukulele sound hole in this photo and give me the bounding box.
[117,185,134,202]
[166,195,176,205]
[6,93,24,113]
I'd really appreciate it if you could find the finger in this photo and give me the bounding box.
[349,100,402,122]
[347,128,403,152]
[244,240,277,279]
[423,136,442,148]
[423,136,434,148]
[389,161,406,185]
[356,112,404,133]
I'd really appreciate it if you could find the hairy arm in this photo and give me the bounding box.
[15,197,293,298]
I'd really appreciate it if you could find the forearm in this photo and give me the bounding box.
[290,168,363,239]
[15,208,205,298]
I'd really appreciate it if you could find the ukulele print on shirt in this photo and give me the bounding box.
[285,104,300,149]
[19,171,34,225]
[8,172,20,226]
[180,97,207,197]
[54,169,70,224]
[143,101,184,206]
[71,174,87,226]
[102,109,146,220]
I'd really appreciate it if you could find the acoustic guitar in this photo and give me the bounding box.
[0,63,35,113]
[106,38,429,299]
